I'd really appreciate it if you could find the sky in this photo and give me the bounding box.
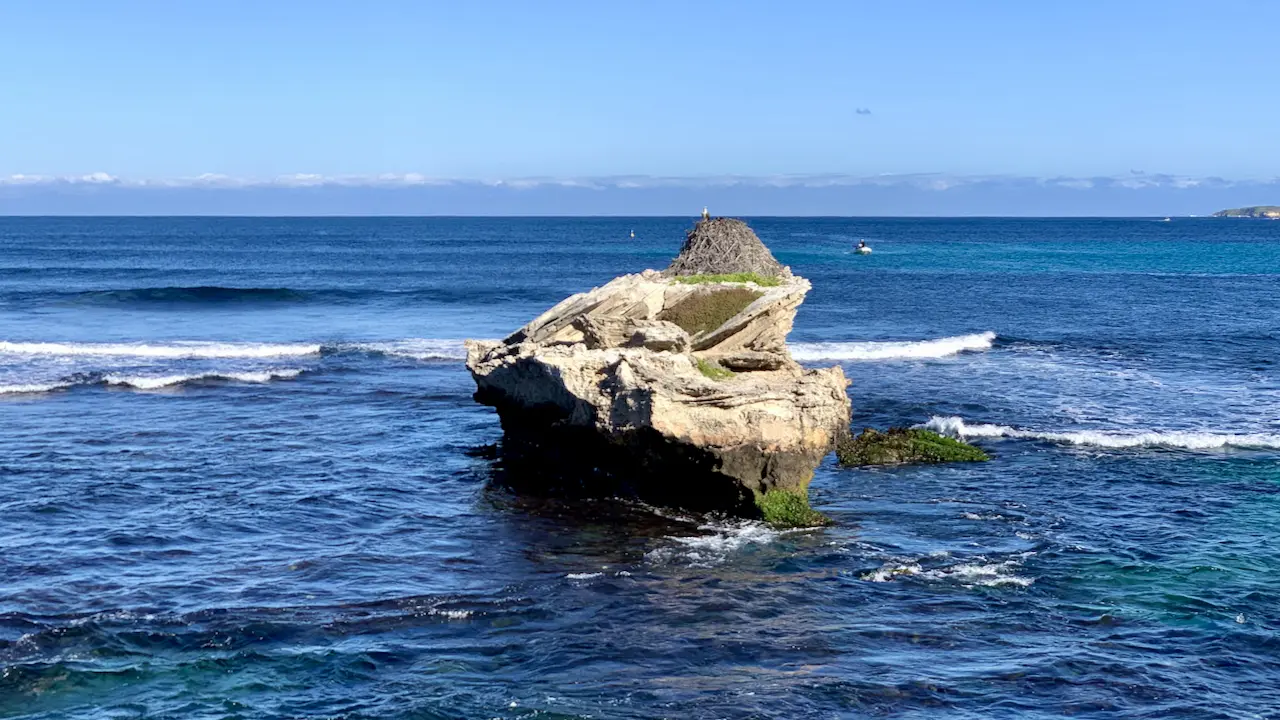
[2,1,1279,214]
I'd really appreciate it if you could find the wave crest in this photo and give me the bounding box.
[922,416,1280,450]
[0,381,75,395]
[0,341,322,359]
[342,339,469,361]
[790,331,996,361]
[0,339,477,362]
[104,369,303,390]
[1,370,304,395]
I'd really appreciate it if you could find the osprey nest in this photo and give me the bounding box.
[664,218,786,278]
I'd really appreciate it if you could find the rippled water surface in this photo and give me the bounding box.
[2,217,1279,719]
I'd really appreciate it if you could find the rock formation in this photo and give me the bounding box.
[1212,206,1280,219]
[465,217,851,526]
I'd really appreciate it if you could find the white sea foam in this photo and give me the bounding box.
[350,339,470,361]
[861,562,924,583]
[427,608,473,620]
[0,381,74,395]
[0,338,478,361]
[0,340,321,359]
[921,416,1280,450]
[790,331,996,362]
[861,557,1034,587]
[104,369,303,390]
[565,572,605,580]
[645,520,793,568]
[961,512,1008,521]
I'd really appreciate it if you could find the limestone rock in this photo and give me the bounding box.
[466,224,851,525]
[627,320,689,353]
[573,315,690,353]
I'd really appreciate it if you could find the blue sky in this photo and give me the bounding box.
[2,1,1278,213]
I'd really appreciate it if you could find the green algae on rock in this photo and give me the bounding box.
[658,287,762,336]
[836,427,989,466]
[694,357,735,381]
[754,487,831,528]
[671,272,783,287]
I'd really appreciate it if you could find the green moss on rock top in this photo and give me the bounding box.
[836,427,989,466]
[658,287,762,336]
[671,272,783,287]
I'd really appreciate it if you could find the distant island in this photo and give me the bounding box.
[1213,206,1280,218]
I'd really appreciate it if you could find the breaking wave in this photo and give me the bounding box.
[0,340,322,359]
[0,337,479,397]
[861,556,1034,588]
[922,416,1280,450]
[0,339,474,362]
[104,369,304,390]
[645,520,788,568]
[1,370,304,394]
[0,381,76,395]
[790,331,996,361]
[343,339,469,361]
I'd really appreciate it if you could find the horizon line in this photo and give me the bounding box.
[0,213,1227,219]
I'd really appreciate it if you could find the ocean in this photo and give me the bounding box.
[2,216,1278,719]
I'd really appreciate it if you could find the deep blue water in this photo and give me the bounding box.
[2,217,1279,719]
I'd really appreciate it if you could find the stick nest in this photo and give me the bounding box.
[664,218,785,278]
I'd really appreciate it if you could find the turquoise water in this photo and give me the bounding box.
[1,217,1278,718]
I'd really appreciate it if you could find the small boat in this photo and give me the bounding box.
[630,230,635,238]
[1161,217,1171,222]
[856,244,872,254]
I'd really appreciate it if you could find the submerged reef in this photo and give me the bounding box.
[837,427,990,466]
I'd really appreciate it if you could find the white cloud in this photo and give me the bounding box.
[1050,178,1095,190]
[191,173,240,186]
[275,173,327,187]
[3,174,53,185]
[0,172,1272,192]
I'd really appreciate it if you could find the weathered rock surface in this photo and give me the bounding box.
[465,219,851,524]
